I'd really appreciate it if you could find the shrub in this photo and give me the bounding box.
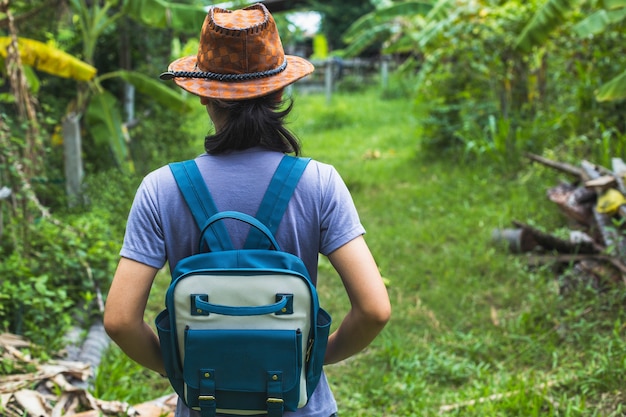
[0,210,120,352]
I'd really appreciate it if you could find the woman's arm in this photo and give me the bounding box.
[103,257,166,375]
[324,235,391,364]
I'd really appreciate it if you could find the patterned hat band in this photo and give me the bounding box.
[160,60,287,82]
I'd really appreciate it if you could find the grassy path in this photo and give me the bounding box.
[291,90,626,416]
[96,89,626,416]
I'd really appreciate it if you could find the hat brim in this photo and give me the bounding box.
[167,55,314,100]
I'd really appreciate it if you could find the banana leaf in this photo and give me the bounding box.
[102,70,193,112]
[383,34,419,55]
[596,70,626,102]
[412,0,459,50]
[343,1,432,42]
[342,25,392,58]
[122,0,207,30]
[424,0,456,22]
[0,37,96,81]
[603,0,626,9]
[416,15,452,49]
[515,0,582,52]
[573,8,626,36]
[85,91,134,173]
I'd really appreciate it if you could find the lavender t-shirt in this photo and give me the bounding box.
[120,147,365,417]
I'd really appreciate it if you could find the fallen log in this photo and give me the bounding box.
[546,182,594,225]
[491,227,538,253]
[511,220,599,254]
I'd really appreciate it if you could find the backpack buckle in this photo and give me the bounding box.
[198,395,215,401]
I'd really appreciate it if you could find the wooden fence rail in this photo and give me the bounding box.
[294,56,395,101]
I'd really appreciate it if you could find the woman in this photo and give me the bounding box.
[104,4,391,417]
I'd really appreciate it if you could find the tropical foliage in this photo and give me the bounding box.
[1,0,626,414]
[341,0,626,163]
[1,0,204,175]
[0,0,204,348]
[516,0,626,101]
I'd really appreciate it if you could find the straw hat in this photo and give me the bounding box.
[160,3,314,100]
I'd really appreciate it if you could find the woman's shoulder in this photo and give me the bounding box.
[134,163,181,199]
[302,158,343,186]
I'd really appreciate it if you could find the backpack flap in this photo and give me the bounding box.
[183,328,302,413]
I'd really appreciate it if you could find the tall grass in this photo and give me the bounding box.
[95,88,626,416]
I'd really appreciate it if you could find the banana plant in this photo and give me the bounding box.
[515,0,626,101]
[122,0,208,29]
[2,0,208,175]
[573,0,626,101]
[67,0,208,172]
[514,0,581,52]
[339,0,469,96]
[341,0,434,57]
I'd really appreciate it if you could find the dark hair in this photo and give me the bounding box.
[204,90,301,155]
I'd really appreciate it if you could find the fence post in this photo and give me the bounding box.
[381,55,390,91]
[62,112,84,206]
[0,186,11,238]
[325,59,334,103]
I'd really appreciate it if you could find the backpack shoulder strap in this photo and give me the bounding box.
[169,160,233,251]
[244,155,311,249]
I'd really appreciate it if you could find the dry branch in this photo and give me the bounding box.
[498,154,626,289]
[525,153,584,178]
[439,377,574,413]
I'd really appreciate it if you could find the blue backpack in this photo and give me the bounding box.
[155,155,331,417]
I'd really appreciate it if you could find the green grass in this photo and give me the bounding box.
[96,88,626,416]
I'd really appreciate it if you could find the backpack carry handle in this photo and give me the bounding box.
[199,211,281,252]
[193,294,290,316]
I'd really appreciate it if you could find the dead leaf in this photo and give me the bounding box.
[490,306,500,326]
[13,389,51,417]
[0,334,30,349]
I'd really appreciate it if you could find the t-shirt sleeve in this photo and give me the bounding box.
[119,174,167,269]
[318,165,365,256]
